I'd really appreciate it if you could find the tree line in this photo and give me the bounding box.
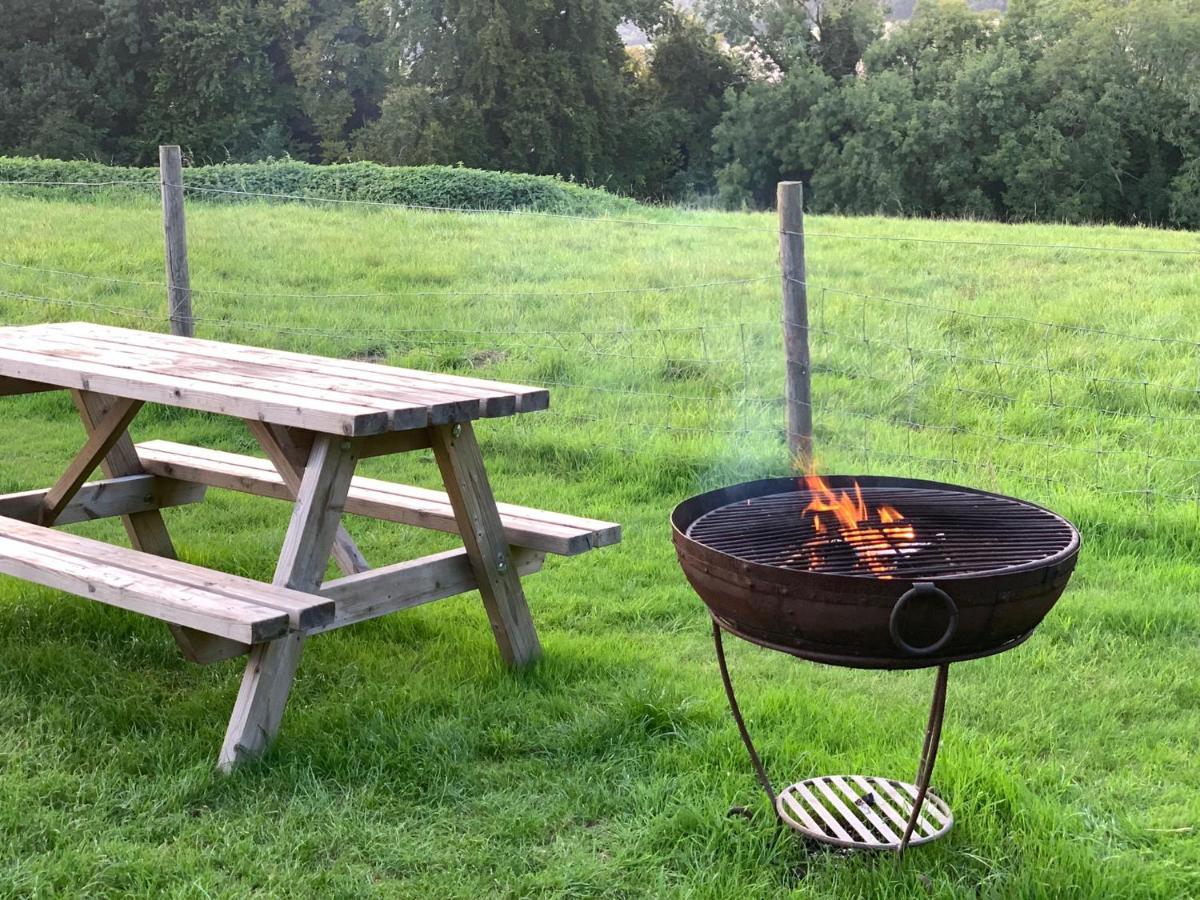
[3,0,1198,227]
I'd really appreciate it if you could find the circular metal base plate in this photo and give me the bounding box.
[776,775,953,850]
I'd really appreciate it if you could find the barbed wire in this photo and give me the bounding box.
[4,177,1198,256]
[794,279,1200,351]
[0,179,157,189]
[0,258,775,301]
[781,229,1200,257]
[807,324,1198,402]
[0,288,162,320]
[4,179,1200,507]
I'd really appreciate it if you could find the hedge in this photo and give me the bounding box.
[0,157,637,216]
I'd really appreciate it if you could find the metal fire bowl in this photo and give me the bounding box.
[672,476,1080,670]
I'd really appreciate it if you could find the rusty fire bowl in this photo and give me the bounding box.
[671,476,1080,670]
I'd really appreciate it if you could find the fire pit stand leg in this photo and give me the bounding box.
[712,619,778,814]
[898,663,950,857]
[712,619,955,853]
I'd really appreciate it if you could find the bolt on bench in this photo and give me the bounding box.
[0,322,619,771]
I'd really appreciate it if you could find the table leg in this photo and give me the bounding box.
[244,420,369,575]
[430,422,541,668]
[70,390,246,665]
[218,433,359,772]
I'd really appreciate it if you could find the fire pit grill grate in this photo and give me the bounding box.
[686,486,1076,579]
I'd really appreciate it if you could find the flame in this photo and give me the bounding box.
[800,474,916,578]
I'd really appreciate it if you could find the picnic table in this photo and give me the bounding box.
[0,322,619,770]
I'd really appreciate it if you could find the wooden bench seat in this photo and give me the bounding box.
[136,440,622,556]
[0,514,334,643]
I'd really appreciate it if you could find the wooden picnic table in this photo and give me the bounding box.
[0,322,619,770]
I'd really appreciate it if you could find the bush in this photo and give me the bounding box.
[0,157,637,216]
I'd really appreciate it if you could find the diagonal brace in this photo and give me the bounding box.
[244,419,369,575]
[43,397,144,526]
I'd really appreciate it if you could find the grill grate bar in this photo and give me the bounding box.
[686,485,1075,579]
[775,775,953,849]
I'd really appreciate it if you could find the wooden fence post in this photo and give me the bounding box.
[159,145,193,337]
[779,181,813,470]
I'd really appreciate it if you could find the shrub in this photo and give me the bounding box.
[0,157,637,216]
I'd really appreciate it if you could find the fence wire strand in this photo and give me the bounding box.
[2,178,1199,510]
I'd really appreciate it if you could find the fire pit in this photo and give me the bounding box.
[672,475,1080,853]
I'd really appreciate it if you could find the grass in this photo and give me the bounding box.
[0,189,1198,897]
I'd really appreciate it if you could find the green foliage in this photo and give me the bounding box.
[712,0,1200,227]
[0,157,636,215]
[350,0,674,194]
[635,15,742,199]
[3,0,1200,221]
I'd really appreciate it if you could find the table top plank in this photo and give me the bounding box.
[54,323,529,418]
[0,334,392,435]
[0,323,550,436]
[21,329,468,427]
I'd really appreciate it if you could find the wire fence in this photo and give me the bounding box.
[1,176,1199,515]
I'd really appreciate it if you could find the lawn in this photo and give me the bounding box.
[0,189,1198,897]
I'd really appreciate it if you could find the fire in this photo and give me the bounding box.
[800,474,917,578]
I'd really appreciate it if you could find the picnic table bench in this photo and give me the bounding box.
[0,322,619,770]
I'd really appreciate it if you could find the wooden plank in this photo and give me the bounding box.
[0,512,334,632]
[57,325,488,424]
[245,421,369,577]
[70,390,244,665]
[314,547,545,635]
[0,376,55,397]
[0,334,394,436]
[54,321,547,415]
[218,434,359,772]
[169,631,250,666]
[0,474,204,526]
[41,397,143,525]
[3,330,407,434]
[136,440,621,556]
[36,327,480,427]
[430,421,541,667]
[0,523,289,643]
[357,429,431,458]
[272,435,360,592]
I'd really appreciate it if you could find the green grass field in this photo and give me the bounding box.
[0,190,1198,897]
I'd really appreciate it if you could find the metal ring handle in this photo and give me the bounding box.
[889,582,959,657]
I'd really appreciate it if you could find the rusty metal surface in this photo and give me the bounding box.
[673,476,1080,669]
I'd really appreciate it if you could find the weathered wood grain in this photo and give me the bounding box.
[136,440,621,556]
[69,390,244,665]
[430,421,541,667]
[159,145,194,337]
[0,474,203,525]
[245,420,369,576]
[41,397,143,525]
[55,320,546,416]
[218,434,359,772]
[0,515,295,643]
[314,546,544,635]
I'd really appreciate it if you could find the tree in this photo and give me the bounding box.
[352,0,670,190]
[631,14,741,197]
[0,0,113,159]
